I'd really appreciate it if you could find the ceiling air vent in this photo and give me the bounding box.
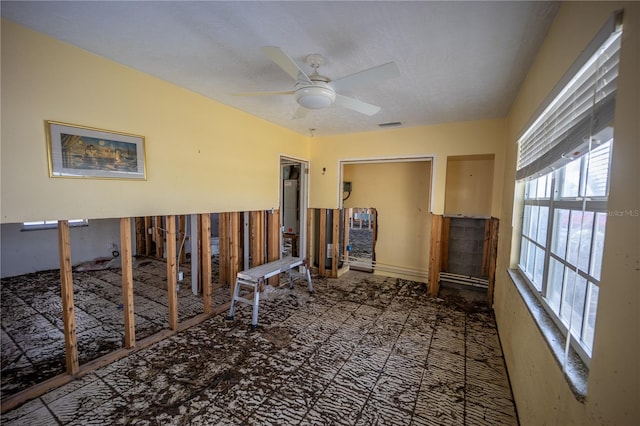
[378,121,402,128]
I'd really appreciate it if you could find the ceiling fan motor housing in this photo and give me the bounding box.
[295,81,335,109]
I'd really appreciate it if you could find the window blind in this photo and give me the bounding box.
[516,11,623,181]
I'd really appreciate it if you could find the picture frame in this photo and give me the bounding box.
[45,120,147,180]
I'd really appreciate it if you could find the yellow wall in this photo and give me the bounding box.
[309,119,506,217]
[495,2,639,425]
[343,161,431,281]
[0,20,310,223]
[444,155,494,217]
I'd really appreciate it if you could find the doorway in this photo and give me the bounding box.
[345,207,377,272]
[280,156,308,259]
[341,159,433,282]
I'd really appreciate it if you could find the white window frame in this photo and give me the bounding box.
[514,10,622,370]
[22,219,88,231]
[518,137,612,365]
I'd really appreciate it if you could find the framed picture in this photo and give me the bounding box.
[46,121,146,180]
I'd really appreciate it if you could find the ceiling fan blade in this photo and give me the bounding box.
[334,94,381,116]
[332,61,400,92]
[292,106,310,120]
[231,90,295,96]
[262,46,312,84]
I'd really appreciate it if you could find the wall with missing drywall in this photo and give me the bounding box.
[309,118,506,217]
[0,219,122,278]
[0,20,309,224]
[343,161,431,282]
[495,2,639,425]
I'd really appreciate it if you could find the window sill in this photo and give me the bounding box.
[507,268,588,402]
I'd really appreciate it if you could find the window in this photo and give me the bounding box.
[515,11,622,367]
[22,219,88,231]
[519,138,612,362]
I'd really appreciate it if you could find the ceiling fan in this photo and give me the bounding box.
[234,46,400,119]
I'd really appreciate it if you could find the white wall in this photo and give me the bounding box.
[1,219,121,278]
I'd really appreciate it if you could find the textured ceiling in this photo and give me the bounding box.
[1,1,559,136]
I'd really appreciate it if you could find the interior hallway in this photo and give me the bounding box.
[2,271,517,425]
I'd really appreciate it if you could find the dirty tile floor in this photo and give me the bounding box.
[2,272,518,425]
[1,258,223,398]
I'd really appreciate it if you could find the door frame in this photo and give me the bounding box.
[279,155,309,260]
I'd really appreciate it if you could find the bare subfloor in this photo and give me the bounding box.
[2,271,517,425]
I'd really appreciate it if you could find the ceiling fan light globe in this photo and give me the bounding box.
[295,85,335,109]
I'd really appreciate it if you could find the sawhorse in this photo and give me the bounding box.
[226,256,313,329]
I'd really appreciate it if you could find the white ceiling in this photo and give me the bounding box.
[1,1,559,136]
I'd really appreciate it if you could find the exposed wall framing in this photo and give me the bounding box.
[250,211,266,268]
[266,209,280,286]
[154,216,164,258]
[486,218,499,305]
[428,215,443,297]
[57,220,79,375]
[120,217,136,348]
[1,212,234,412]
[437,216,500,305]
[200,214,213,314]
[166,215,178,330]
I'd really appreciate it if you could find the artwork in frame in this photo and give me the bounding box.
[46,120,146,180]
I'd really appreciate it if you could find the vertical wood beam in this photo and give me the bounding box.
[342,208,350,264]
[155,216,164,258]
[428,214,443,297]
[135,217,144,256]
[229,212,241,291]
[331,209,340,277]
[266,209,280,286]
[179,215,187,264]
[190,214,200,294]
[200,214,213,315]
[250,211,265,268]
[441,217,451,272]
[319,209,327,276]
[306,208,312,265]
[219,213,229,286]
[57,220,79,375]
[243,212,250,270]
[487,218,500,306]
[197,217,203,294]
[166,215,178,330]
[120,217,135,348]
[144,216,152,255]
